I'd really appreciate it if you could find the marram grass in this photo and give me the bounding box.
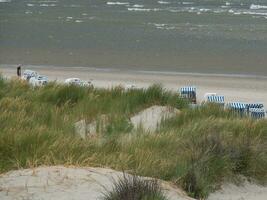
[0,76,266,198]
[101,173,167,200]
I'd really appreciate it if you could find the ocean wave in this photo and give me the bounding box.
[128,8,161,12]
[158,1,170,4]
[149,23,176,30]
[106,2,129,5]
[250,4,267,10]
[242,11,267,16]
[182,2,194,5]
[27,3,34,7]
[25,11,32,15]
[133,4,144,8]
[0,0,11,2]
[39,0,58,2]
[40,3,56,7]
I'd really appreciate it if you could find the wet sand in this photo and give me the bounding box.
[1,65,267,106]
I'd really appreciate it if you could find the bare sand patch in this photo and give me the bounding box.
[130,105,180,132]
[208,180,267,200]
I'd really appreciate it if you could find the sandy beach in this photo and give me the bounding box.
[1,65,267,106]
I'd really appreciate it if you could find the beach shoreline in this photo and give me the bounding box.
[1,64,267,106]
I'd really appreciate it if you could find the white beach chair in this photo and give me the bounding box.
[29,75,48,87]
[22,70,38,81]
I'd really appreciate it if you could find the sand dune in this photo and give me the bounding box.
[0,166,193,200]
[0,166,266,200]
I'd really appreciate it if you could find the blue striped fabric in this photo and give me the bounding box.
[207,95,225,104]
[227,102,246,110]
[249,108,266,119]
[180,86,196,94]
[246,103,264,109]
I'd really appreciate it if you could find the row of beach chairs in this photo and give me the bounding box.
[180,86,266,120]
[21,69,92,87]
[19,70,266,120]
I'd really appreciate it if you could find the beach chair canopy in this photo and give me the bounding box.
[179,86,197,103]
[180,86,196,94]
[246,103,264,109]
[227,102,246,110]
[36,75,48,81]
[249,108,266,119]
[22,70,38,80]
[207,95,225,104]
[65,78,82,85]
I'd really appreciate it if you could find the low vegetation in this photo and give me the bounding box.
[102,174,167,200]
[0,76,266,198]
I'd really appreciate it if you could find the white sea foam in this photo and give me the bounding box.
[199,8,210,12]
[69,4,81,8]
[75,20,83,23]
[40,3,56,7]
[106,2,129,5]
[27,3,34,7]
[154,23,166,27]
[39,0,58,2]
[149,23,176,31]
[233,12,241,15]
[127,8,160,12]
[243,11,267,16]
[182,2,194,5]
[250,4,267,10]
[25,11,33,14]
[0,0,11,2]
[158,1,170,4]
[133,4,144,8]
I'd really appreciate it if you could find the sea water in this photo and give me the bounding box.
[1,0,267,76]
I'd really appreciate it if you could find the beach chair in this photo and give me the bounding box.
[205,94,225,106]
[29,75,48,87]
[22,70,38,81]
[248,108,266,119]
[65,78,92,87]
[180,86,197,104]
[245,103,264,113]
[226,102,247,116]
[65,78,82,86]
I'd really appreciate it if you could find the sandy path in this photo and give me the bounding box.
[1,65,267,106]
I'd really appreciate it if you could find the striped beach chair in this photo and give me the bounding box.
[180,86,197,104]
[248,108,266,119]
[226,102,247,116]
[206,95,225,106]
[245,103,264,112]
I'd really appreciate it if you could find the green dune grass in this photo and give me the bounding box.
[0,75,266,198]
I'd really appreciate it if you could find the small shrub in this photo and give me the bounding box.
[102,173,167,200]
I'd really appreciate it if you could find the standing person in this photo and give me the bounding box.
[17,64,21,77]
